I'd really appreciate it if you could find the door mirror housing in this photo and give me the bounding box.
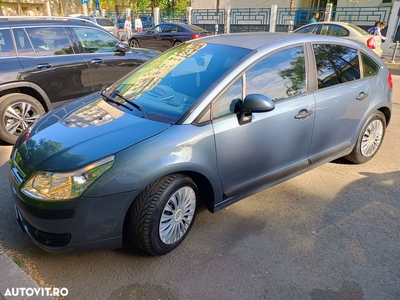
[239,94,275,125]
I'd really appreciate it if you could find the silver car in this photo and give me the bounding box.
[10,33,392,256]
[73,15,118,37]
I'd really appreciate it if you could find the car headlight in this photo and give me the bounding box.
[21,156,114,201]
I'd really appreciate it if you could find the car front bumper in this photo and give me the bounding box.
[10,172,141,253]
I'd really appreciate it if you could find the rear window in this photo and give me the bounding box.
[183,24,208,32]
[348,23,368,35]
[96,18,116,27]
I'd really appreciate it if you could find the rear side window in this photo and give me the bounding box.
[313,44,360,89]
[23,27,73,56]
[361,52,380,77]
[96,18,115,27]
[0,28,15,57]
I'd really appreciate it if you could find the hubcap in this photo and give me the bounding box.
[4,102,42,137]
[361,119,383,157]
[159,186,196,245]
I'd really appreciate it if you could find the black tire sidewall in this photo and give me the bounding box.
[147,176,198,255]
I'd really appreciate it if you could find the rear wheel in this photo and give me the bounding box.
[345,111,386,164]
[0,93,45,144]
[129,39,140,48]
[127,173,198,255]
[173,41,182,47]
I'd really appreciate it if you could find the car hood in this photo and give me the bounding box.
[13,93,171,178]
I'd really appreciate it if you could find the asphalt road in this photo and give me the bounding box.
[0,67,399,300]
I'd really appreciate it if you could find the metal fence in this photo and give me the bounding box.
[108,5,392,33]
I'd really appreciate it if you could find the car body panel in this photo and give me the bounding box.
[9,32,392,253]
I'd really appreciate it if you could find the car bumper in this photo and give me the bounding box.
[10,173,141,253]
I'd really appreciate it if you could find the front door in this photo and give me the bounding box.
[212,45,315,197]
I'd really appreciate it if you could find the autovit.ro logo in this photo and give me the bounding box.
[4,287,68,297]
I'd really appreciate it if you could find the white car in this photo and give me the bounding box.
[294,21,383,57]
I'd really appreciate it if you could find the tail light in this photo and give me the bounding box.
[366,37,376,50]
[388,73,393,89]
[191,34,201,39]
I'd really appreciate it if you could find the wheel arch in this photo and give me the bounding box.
[0,82,52,111]
[378,106,391,127]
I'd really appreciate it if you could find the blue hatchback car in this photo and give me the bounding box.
[9,33,393,255]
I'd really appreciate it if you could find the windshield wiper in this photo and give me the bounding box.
[114,91,149,119]
[100,90,133,112]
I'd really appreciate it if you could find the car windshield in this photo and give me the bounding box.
[109,42,251,123]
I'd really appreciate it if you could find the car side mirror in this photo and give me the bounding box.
[239,94,275,125]
[116,41,130,52]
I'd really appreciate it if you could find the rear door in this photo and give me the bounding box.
[69,26,145,91]
[14,26,92,107]
[308,43,370,162]
[0,27,25,87]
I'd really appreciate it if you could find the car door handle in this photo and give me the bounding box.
[36,63,53,70]
[90,59,104,66]
[294,109,313,119]
[356,92,368,100]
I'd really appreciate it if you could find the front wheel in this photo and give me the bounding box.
[0,93,45,144]
[345,111,386,164]
[127,173,198,255]
[129,39,140,48]
[173,41,182,47]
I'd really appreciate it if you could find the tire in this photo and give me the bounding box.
[174,41,182,47]
[127,173,198,256]
[345,111,386,164]
[0,93,45,144]
[129,39,140,48]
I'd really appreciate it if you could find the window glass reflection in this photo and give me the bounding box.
[314,44,360,89]
[246,46,306,101]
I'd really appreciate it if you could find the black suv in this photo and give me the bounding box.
[0,16,159,144]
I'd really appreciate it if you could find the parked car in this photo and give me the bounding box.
[71,14,119,38]
[10,33,392,256]
[128,23,212,51]
[294,21,383,57]
[0,16,159,144]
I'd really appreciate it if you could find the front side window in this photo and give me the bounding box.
[212,78,243,119]
[314,44,360,89]
[246,46,306,101]
[0,28,15,57]
[72,27,118,53]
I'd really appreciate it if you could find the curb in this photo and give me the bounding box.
[0,246,55,300]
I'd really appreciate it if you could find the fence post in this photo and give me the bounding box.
[225,6,231,33]
[390,41,399,63]
[324,3,333,21]
[270,5,277,32]
[187,6,192,24]
[154,7,160,26]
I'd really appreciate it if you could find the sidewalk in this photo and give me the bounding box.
[0,245,55,300]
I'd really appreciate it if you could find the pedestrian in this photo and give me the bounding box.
[124,16,132,37]
[374,21,387,41]
[135,14,143,33]
[310,12,319,23]
[367,21,380,34]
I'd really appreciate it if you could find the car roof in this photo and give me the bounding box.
[190,32,369,52]
[0,16,97,27]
